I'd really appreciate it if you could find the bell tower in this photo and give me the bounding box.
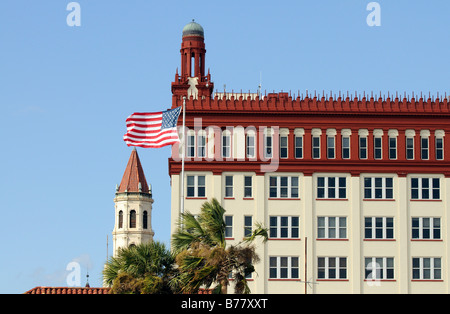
[112,148,154,257]
[171,20,214,100]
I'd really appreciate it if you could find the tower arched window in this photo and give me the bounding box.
[191,52,195,77]
[143,211,148,229]
[130,210,136,228]
[118,210,123,229]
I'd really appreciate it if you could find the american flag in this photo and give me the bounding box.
[123,106,182,148]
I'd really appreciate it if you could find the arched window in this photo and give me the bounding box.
[129,210,136,228]
[143,211,148,229]
[118,210,123,229]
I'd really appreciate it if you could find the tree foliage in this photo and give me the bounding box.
[103,241,175,294]
[171,198,268,294]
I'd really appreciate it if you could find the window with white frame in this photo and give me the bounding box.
[312,136,321,159]
[389,137,397,159]
[421,132,429,160]
[246,131,256,159]
[222,130,231,158]
[269,176,299,198]
[327,136,335,159]
[264,129,273,159]
[365,257,394,280]
[317,217,347,239]
[244,176,252,198]
[359,136,368,159]
[436,137,444,160]
[317,257,347,280]
[244,216,252,238]
[412,257,441,280]
[280,135,288,159]
[197,130,206,158]
[412,217,441,240]
[374,136,382,159]
[225,215,233,238]
[269,216,299,239]
[342,136,350,159]
[187,132,196,158]
[280,129,289,159]
[406,137,414,160]
[225,175,233,198]
[364,177,393,199]
[186,175,206,198]
[317,177,346,199]
[312,129,321,159]
[411,177,440,200]
[295,134,303,159]
[269,256,299,279]
[364,217,394,239]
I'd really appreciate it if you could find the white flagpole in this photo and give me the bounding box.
[180,96,186,217]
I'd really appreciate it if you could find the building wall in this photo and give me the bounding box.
[171,171,450,294]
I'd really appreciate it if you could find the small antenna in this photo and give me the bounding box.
[258,71,262,97]
[85,271,90,288]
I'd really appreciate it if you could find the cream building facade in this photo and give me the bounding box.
[168,21,450,294]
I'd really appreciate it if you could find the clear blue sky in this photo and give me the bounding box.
[0,0,449,293]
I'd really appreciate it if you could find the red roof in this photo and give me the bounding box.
[24,287,110,294]
[25,287,212,294]
[118,148,150,194]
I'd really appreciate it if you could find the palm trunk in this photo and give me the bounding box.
[220,279,228,294]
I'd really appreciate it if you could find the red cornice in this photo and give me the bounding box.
[168,159,450,177]
[172,93,450,116]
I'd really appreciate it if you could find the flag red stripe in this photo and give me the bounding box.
[125,128,177,140]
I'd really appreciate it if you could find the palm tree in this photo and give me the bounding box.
[103,241,176,294]
[171,198,268,294]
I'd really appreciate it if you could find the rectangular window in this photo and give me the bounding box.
[269,256,299,279]
[389,137,397,159]
[317,177,346,199]
[244,216,252,238]
[269,216,299,239]
[364,177,393,199]
[412,257,441,280]
[374,137,382,159]
[269,176,299,199]
[436,138,444,160]
[421,137,429,160]
[317,257,347,280]
[186,175,206,198]
[222,132,231,158]
[312,136,320,159]
[187,134,195,158]
[317,217,347,239]
[365,257,394,280]
[265,134,273,158]
[225,176,233,198]
[280,135,288,159]
[406,137,414,160]
[246,134,255,158]
[295,135,303,159]
[225,216,233,238]
[412,217,441,240]
[327,136,335,159]
[359,136,367,159]
[197,132,206,158]
[342,136,350,159]
[411,177,440,200]
[364,217,394,239]
[244,176,252,198]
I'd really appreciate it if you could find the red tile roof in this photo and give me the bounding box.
[24,287,110,294]
[118,148,150,194]
[25,287,212,294]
